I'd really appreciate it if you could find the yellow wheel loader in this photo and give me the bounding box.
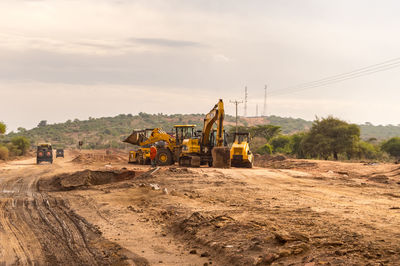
[230,132,254,168]
[178,99,231,168]
[124,129,154,165]
[124,125,196,166]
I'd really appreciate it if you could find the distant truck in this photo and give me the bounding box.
[56,149,64,158]
[37,143,53,164]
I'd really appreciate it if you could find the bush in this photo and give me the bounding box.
[6,144,21,157]
[11,136,30,155]
[381,137,400,158]
[289,133,306,158]
[356,141,380,159]
[270,135,291,153]
[0,146,9,160]
[0,122,6,134]
[256,144,273,155]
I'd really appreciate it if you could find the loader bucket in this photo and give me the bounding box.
[212,147,231,168]
[123,131,146,145]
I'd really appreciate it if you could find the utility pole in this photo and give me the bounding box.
[244,86,248,117]
[230,100,243,133]
[263,85,267,117]
[256,104,258,117]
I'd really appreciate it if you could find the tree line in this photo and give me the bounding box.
[238,116,400,161]
[0,122,30,160]
[3,114,400,162]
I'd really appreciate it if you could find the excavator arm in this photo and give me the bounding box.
[201,99,225,148]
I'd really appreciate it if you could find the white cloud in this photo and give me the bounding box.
[213,54,231,63]
[2,0,400,129]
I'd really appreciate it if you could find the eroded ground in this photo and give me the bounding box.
[1,150,400,265]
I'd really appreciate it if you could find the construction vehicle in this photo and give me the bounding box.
[124,129,154,165]
[128,150,138,163]
[179,99,231,167]
[230,132,254,168]
[124,126,196,166]
[56,149,64,158]
[37,143,53,164]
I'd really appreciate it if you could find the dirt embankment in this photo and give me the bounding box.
[254,154,317,169]
[71,153,126,164]
[38,169,142,191]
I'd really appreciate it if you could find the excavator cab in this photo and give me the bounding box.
[174,125,196,145]
[230,132,253,168]
[210,130,228,147]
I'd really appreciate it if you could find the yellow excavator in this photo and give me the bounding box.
[179,99,231,167]
[124,125,196,165]
[230,132,254,168]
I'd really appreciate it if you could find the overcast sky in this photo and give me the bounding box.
[1,0,400,132]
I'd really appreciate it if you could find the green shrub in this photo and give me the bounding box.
[11,136,30,155]
[381,137,400,158]
[0,146,9,160]
[270,135,291,153]
[356,141,380,159]
[289,133,306,158]
[6,144,21,156]
[256,144,273,155]
[0,122,6,134]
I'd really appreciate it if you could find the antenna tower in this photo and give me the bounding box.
[263,85,267,117]
[244,86,248,117]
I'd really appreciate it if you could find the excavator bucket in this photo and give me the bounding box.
[212,147,231,168]
[123,131,146,145]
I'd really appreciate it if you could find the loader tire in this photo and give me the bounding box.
[156,148,173,166]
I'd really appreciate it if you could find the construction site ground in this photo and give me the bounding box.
[1,150,400,265]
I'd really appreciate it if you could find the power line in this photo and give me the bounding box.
[270,60,400,96]
[269,57,400,93]
[269,57,400,96]
[270,62,400,96]
[230,100,243,133]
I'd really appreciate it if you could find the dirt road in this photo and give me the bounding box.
[0,154,148,265]
[1,151,400,265]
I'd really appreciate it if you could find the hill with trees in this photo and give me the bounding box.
[3,113,400,152]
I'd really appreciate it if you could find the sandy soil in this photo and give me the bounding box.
[1,150,400,265]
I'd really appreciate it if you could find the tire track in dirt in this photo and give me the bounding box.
[0,166,149,265]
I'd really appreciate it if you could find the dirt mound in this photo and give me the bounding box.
[172,211,312,265]
[368,174,390,184]
[72,153,125,164]
[39,170,140,191]
[166,167,193,174]
[254,154,317,169]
